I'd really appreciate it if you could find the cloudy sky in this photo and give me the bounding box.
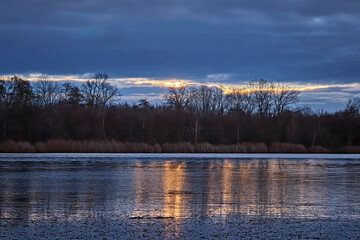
[1,0,360,110]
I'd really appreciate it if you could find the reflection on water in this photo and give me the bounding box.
[0,156,359,222]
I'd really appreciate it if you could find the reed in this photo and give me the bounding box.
[339,146,360,153]
[308,145,330,153]
[246,142,268,153]
[4,139,358,153]
[31,139,162,153]
[214,144,231,153]
[0,140,36,153]
[162,142,194,153]
[194,142,215,153]
[192,142,268,153]
[269,142,308,153]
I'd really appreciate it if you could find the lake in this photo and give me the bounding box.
[0,153,359,239]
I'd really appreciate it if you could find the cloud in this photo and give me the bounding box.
[0,0,359,87]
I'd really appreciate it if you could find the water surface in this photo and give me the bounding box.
[0,154,359,239]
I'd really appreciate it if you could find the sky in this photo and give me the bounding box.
[1,0,360,110]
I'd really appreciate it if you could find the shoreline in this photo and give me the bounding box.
[0,153,359,160]
[0,139,360,154]
[1,139,360,154]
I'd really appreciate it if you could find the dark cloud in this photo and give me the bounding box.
[1,0,360,85]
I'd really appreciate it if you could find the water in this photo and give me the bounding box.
[0,153,359,239]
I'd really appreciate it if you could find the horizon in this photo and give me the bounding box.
[1,72,359,111]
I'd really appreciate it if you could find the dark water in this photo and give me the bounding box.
[0,154,359,239]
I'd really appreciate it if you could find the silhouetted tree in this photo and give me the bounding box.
[138,99,151,109]
[164,86,190,111]
[1,76,360,150]
[81,73,121,138]
[62,83,83,106]
[226,88,254,114]
[33,75,61,107]
[82,73,120,107]
[273,83,300,116]
[248,79,273,116]
[0,76,33,108]
[345,98,360,116]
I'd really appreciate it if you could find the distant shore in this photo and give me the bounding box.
[1,139,359,153]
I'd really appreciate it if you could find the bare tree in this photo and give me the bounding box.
[0,76,33,139]
[33,75,61,107]
[0,78,14,108]
[62,83,83,105]
[225,87,252,144]
[189,85,214,114]
[272,83,300,116]
[81,73,120,138]
[345,98,360,115]
[226,87,255,114]
[0,76,33,108]
[212,86,227,115]
[248,79,274,116]
[82,73,120,107]
[163,86,190,111]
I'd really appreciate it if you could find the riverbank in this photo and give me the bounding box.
[1,139,359,153]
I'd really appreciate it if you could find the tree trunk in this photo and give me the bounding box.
[194,118,198,144]
[237,127,239,144]
[3,118,6,140]
[102,115,106,139]
[311,129,316,147]
[101,108,106,139]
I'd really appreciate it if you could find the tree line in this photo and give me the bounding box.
[0,74,359,152]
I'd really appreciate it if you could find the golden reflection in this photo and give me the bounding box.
[162,161,187,240]
[131,160,188,222]
[205,160,332,218]
[163,161,186,219]
[221,160,234,216]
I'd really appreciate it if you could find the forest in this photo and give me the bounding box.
[0,74,359,153]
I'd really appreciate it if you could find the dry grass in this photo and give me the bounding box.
[193,142,267,153]
[6,139,356,154]
[246,142,268,153]
[308,145,330,153]
[225,142,268,153]
[0,139,269,153]
[0,140,36,153]
[162,142,194,153]
[339,146,360,153]
[269,142,308,153]
[0,139,161,153]
[194,142,215,153]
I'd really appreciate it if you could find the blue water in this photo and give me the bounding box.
[0,153,359,221]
